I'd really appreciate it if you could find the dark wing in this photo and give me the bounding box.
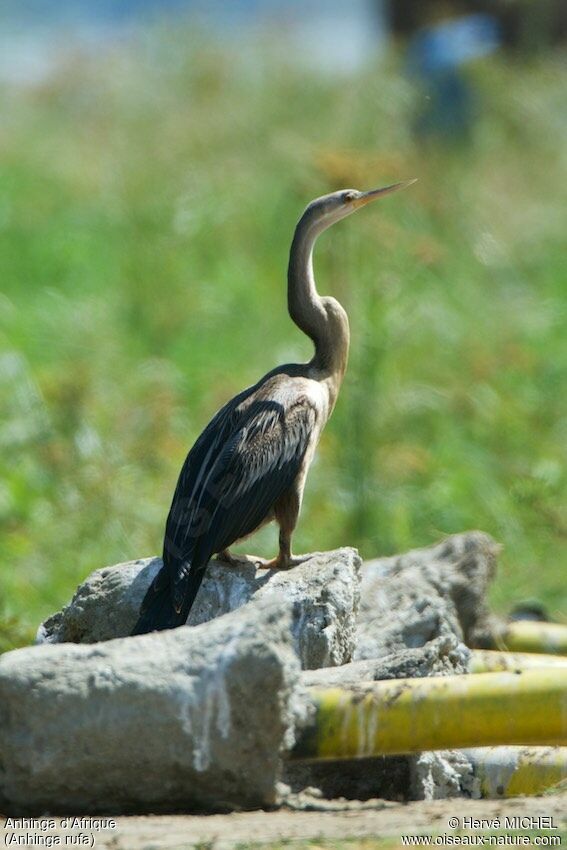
[164,389,318,612]
[132,380,319,634]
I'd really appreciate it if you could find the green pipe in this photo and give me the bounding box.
[484,621,567,655]
[465,746,567,798]
[293,669,567,760]
[469,648,567,673]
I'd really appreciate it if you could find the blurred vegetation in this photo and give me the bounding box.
[0,28,565,650]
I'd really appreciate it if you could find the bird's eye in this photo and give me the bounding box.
[344,192,356,203]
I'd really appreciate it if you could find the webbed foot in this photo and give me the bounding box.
[215,549,249,568]
[254,553,309,571]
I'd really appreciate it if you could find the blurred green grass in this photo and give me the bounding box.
[0,32,565,647]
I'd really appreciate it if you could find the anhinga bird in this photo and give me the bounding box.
[132,180,415,635]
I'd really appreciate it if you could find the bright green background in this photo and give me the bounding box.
[1,32,565,650]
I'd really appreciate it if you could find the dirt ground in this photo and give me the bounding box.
[3,792,566,849]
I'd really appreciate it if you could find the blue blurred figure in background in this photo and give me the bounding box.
[407,12,500,142]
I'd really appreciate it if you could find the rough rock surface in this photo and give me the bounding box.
[355,531,499,661]
[411,751,476,800]
[302,635,470,689]
[37,548,361,670]
[3,531,503,812]
[0,597,308,815]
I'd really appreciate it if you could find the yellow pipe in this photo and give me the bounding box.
[469,649,567,674]
[294,669,567,760]
[486,621,567,655]
[464,746,567,798]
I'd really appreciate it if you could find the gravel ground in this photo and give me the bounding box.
[2,791,566,849]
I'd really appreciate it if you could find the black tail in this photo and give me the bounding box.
[131,561,207,636]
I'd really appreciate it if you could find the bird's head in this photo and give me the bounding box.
[303,180,417,233]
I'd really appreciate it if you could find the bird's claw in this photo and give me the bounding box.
[216,551,309,571]
[215,550,248,568]
[255,554,308,571]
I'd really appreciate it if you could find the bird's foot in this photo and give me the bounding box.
[215,549,249,568]
[255,553,309,571]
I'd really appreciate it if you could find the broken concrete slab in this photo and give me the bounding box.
[410,750,476,800]
[37,548,361,670]
[11,530,504,812]
[355,531,499,660]
[288,534,496,807]
[302,635,470,689]
[0,596,308,815]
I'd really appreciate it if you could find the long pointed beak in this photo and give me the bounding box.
[352,179,418,209]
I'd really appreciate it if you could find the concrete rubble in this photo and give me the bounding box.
[356,530,499,660]
[410,750,477,800]
[0,596,308,814]
[37,548,361,670]
[302,634,470,688]
[288,531,498,804]
[0,531,504,813]
[287,638,472,802]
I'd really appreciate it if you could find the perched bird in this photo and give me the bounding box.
[132,181,415,635]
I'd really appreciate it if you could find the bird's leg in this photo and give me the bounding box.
[257,529,294,571]
[256,489,309,570]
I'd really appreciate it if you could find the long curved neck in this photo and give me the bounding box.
[287,216,350,383]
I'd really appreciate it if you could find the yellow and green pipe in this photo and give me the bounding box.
[293,669,567,760]
[482,620,567,655]
[464,746,567,798]
[469,648,567,674]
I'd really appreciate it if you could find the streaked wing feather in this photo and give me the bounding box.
[163,385,254,558]
[164,392,317,603]
[195,402,315,554]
